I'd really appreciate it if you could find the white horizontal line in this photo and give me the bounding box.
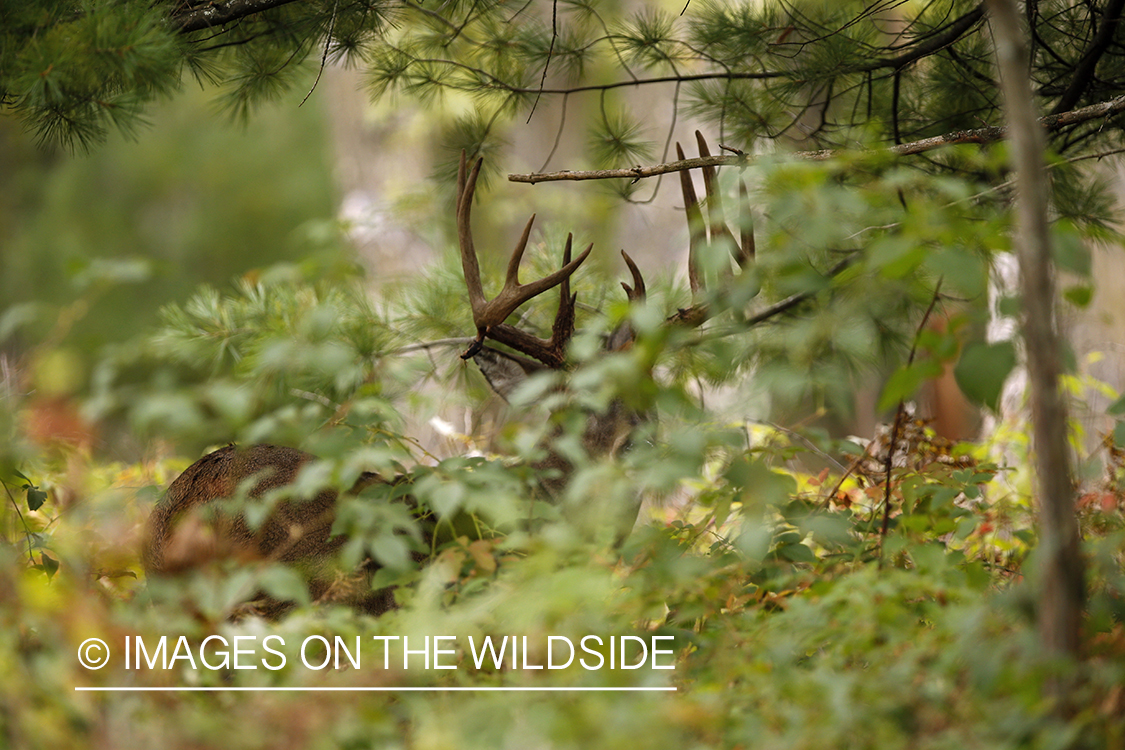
[75,686,676,692]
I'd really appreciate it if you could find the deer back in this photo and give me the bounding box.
[143,443,394,616]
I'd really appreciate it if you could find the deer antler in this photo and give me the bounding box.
[457,151,593,368]
[599,132,754,351]
[670,131,755,326]
[619,249,646,303]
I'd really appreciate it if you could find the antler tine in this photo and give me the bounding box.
[498,219,592,309]
[457,148,468,204]
[479,234,583,369]
[677,142,704,296]
[694,130,740,265]
[604,249,647,352]
[620,250,646,302]
[549,234,579,347]
[559,233,573,300]
[738,177,755,267]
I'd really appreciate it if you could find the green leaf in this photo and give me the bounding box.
[1063,285,1092,308]
[878,359,942,412]
[375,533,414,570]
[1051,221,1091,277]
[726,457,797,508]
[368,566,408,591]
[1107,395,1125,416]
[712,492,732,530]
[997,295,1021,318]
[955,517,977,540]
[954,341,1017,412]
[27,487,48,511]
[868,235,926,279]
[776,542,817,563]
[909,542,947,573]
[0,304,40,344]
[1114,421,1125,447]
[39,552,59,580]
[800,513,853,547]
[428,480,466,517]
[257,566,311,607]
[898,514,930,532]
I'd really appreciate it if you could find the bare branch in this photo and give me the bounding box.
[512,154,739,185]
[509,94,1125,184]
[736,256,854,328]
[172,0,303,33]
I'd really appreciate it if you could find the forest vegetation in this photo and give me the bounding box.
[1,0,1124,747]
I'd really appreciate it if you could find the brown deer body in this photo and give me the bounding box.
[142,134,751,617]
[142,443,403,616]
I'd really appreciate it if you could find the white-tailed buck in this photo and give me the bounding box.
[143,133,752,617]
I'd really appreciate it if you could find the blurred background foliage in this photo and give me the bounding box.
[0,84,347,357]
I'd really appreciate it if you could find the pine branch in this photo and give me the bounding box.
[861,4,987,72]
[1050,0,1125,115]
[388,4,982,101]
[508,93,1125,183]
[171,0,303,33]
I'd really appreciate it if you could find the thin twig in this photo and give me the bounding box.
[758,420,849,473]
[301,0,339,106]
[289,388,338,409]
[526,0,558,123]
[878,278,943,564]
[738,256,854,327]
[2,479,37,564]
[821,440,876,509]
[681,255,857,345]
[390,338,478,355]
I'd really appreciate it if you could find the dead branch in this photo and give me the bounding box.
[508,94,1125,184]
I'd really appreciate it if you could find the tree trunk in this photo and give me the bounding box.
[986,0,1084,666]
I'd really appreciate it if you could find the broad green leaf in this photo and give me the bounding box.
[776,541,817,563]
[878,359,942,412]
[1051,221,1091,277]
[954,341,1017,412]
[257,566,311,606]
[868,234,925,279]
[38,552,59,579]
[27,487,48,511]
[726,457,797,508]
